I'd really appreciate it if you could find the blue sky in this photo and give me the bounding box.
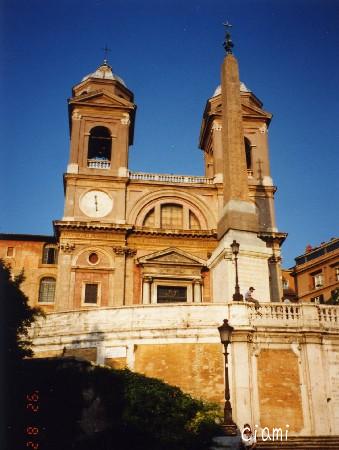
[1,0,338,268]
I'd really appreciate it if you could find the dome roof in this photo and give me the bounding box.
[81,61,126,87]
[212,81,250,97]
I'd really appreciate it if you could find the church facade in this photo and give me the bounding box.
[1,42,338,437]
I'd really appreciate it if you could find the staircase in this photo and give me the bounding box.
[257,436,339,449]
[211,435,339,450]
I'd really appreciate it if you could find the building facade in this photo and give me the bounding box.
[1,43,339,437]
[291,238,339,304]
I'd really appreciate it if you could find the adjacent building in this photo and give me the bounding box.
[291,238,339,304]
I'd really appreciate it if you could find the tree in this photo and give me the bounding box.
[326,288,339,305]
[0,260,43,361]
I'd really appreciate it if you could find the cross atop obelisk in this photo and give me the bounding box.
[222,21,234,54]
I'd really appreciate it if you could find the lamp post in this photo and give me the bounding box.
[230,240,243,301]
[218,319,237,436]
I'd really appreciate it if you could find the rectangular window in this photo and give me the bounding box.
[42,246,57,264]
[336,267,339,282]
[84,283,98,304]
[6,247,14,257]
[282,279,289,289]
[157,285,187,303]
[312,272,323,289]
[38,278,56,303]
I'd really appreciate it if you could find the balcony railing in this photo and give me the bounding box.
[318,305,339,325]
[129,171,214,184]
[88,159,111,169]
[248,303,300,323]
[245,303,338,329]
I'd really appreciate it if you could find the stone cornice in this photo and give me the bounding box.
[113,246,137,257]
[63,173,129,183]
[53,221,217,240]
[132,227,217,239]
[248,184,277,195]
[258,231,288,246]
[53,220,132,237]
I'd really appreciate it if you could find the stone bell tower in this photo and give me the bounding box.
[53,60,137,311]
[63,60,136,223]
[201,27,286,302]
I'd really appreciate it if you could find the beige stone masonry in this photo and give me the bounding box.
[219,54,258,236]
[30,302,339,435]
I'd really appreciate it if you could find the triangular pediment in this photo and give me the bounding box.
[241,103,272,120]
[138,248,206,266]
[70,91,133,108]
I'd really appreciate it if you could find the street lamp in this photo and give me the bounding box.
[230,240,243,301]
[218,319,237,436]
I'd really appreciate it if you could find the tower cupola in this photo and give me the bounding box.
[66,60,136,180]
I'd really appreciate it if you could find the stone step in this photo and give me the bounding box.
[257,435,339,449]
[211,435,339,450]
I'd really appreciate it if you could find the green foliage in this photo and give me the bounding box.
[9,358,222,450]
[1,260,44,361]
[325,288,339,305]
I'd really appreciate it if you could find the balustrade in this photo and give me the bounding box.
[318,305,338,325]
[88,159,111,169]
[129,171,213,184]
[246,302,338,329]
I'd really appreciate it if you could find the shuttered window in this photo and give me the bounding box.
[161,204,183,229]
[38,277,56,303]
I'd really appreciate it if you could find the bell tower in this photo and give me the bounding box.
[63,60,136,222]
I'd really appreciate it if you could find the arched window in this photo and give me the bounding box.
[161,204,183,229]
[42,244,58,264]
[88,126,112,161]
[143,208,155,227]
[189,211,200,230]
[38,277,56,303]
[244,137,252,170]
[141,204,202,230]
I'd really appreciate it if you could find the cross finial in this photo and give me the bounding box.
[222,22,234,54]
[101,45,112,64]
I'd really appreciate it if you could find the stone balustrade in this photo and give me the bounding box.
[129,171,214,184]
[87,159,111,169]
[235,302,338,329]
[31,303,338,347]
[317,304,339,326]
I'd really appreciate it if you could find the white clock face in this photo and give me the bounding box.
[80,190,113,218]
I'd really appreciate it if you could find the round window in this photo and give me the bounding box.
[88,252,99,264]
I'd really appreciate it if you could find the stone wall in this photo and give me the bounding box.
[135,343,224,404]
[257,349,303,432]
[30,302,339,436]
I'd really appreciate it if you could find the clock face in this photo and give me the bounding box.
[80,190,113,218]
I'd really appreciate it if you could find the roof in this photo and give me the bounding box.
[212,81,251,97]
[295,237,339,266]
[81,61,126,87]
[0,233,56,243]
